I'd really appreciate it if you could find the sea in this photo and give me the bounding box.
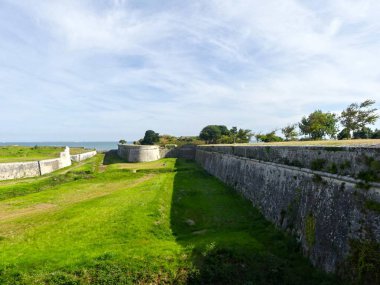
[0,142,129,152]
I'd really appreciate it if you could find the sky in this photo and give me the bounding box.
[0,0,379,141]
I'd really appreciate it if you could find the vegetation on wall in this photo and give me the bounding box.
[341,240,380,285]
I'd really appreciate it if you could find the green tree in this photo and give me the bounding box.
[337,128,350,140]
[140,130,160,145]
[353,127,374,139]
[340,99,379,138]
[255,131,283,142]
[299,110,338,140]
[236,128,253,143]
[199,125,229,144]
[281,124,298,141]
[119,139,127,144]
[372,129,380,139]
[230,127,238,143]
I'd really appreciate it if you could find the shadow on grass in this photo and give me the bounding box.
[103,150,126,165]
[170,159,342,285]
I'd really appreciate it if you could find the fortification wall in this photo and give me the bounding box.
[118,144,196,162]
[195,147,380,273]
[117,145,161,162]
[0,147,95,180]
[160,145,196,160]
[70,150,97,162]
[197,145,380,178]
[0,161,40,180]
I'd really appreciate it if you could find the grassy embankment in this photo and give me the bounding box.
[0,154,341,284]
[0,146,93,163]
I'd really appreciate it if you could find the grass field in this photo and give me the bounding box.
[0,146,93,163]
[0,154,341,284]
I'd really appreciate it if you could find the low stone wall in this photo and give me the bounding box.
[0,161,40,180]
[70,150,97,162]
[0,147,95,180]
[195,147,380,273]
[197,145,380,178]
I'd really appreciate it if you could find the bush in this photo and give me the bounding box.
[337,128,351,140]
[256,131,283,142]
[353,127,373,139]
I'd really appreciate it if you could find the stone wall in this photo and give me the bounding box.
[195,147,380,273]
[0,161,40,180]
[118,144,196,162]
[197,145,380,178]
[160,145,197,160]
[117,145,161,162]
[0,147,95,180]
[70,150,97,162]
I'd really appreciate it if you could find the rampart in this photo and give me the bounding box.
[197,145,379,177]
[195,146,380,273]
[117,144,196,162]
[0,147,97,180]
[117,145,161,162]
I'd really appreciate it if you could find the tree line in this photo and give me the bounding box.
[121,99,379,145]
[260,99,379,142]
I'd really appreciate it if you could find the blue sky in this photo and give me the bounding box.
[0,0,379,141]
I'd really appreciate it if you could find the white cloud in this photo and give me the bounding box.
[0,0,379,141]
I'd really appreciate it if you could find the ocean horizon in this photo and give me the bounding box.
[0,142,131,151]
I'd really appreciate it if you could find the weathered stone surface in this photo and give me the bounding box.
[0,147,94,180]
[0,161,40,180]
[195,148,380,273]
[70,150,97,162]
[197,145,380,177]
[117,145,161,162]
[118,144,196,162]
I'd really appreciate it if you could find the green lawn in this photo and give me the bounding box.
[0,155,341,284]
[0,146,93,163]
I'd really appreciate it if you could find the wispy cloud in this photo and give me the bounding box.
[0,0,379,141]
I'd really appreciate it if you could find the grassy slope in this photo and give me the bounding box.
[0,155,341,284]
[0,146,93,163]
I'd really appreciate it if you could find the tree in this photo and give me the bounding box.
[140,130,160,145]
[281,124,298,141]
[337,128,350,140]
[199,125,229,144]
[299,110,338,140]
[255,131,283,142]
[340,99,379,138]
[372,129,380,139]
[119,139,127,144]
[230,127,238,143]
[353,127,373,139]
[236,128,253,143]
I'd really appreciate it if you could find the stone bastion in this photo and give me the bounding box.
[117,144,196,162]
